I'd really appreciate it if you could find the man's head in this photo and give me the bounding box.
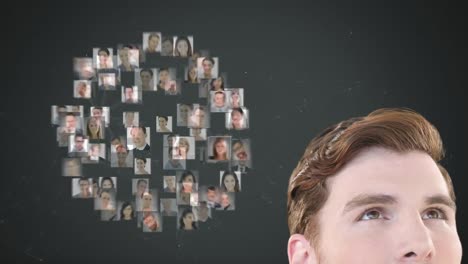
[214,91,225,107]
[140,68,153,87]
[74,134,85,151]
[197,201,209,220]
[98,48,110,67]
[125,87,134,101]
[78,178,90,195]
[65,113,76,130]
[164,176,175,189]
[131,126,147,148]
[206,186,218,202]
[286,108,461,263]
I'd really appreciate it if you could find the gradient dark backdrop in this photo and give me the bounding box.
[2,2,467,263]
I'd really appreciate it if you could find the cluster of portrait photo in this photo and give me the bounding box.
[50,32,252,233]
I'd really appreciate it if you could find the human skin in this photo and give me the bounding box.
[231,110,243,129]
[182,176,194,193]
[131,128,146,148]
[183,213,195,230]
[223,174,236,192]
[142,193,153,210]
[287,147,462,263]
[214,93,225,107]
[140,71,152,90]
[202,60,213,75]
[165,177,175,191]
[79,180,90,197]
[122,205,133,219]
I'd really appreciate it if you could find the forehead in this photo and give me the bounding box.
[325,147,450,208]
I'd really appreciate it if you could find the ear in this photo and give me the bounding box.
[287,234,318,264]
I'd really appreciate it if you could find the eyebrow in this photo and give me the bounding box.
[343,194,457,215]
[343,194,397,214]
[425,194,456,211]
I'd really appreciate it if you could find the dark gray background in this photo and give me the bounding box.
[2,2,467,263]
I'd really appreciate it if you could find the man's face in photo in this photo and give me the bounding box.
[140,71,152,86]
[131,127,146,147]
[79,179,90,194]
[289,147,462,263]
[74,136,84,150]
[207,189,217,202]
[165,177,175,189]
[214,93,225,107]
[125,88,133,100]
[65,115,76,129]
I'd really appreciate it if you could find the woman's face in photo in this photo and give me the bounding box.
[224,175,236,192]
[213,77,223,89]
[231,111,243,128]
[102,179,113,189]
[137,181,147,195]
[182,175,194,191]
[191,109,205,127]
[183,213,194,228]
[101,192,111,207]
[221,193,230,207]
[202,60,213,74]
[231,92,240,105]
[77,83,87,96]
[123,205,133,217]
[158,117,167,128]
[180,105,190,121]
[215,140,227,155]
[159,70,169,82]
[119,48,129,64]
[136,159,145,171]
[142,193,152,208]
[189,67,197,80]
[148,35,159,50]
[88,117,100,134]
[178,141,188,155]
[140,71,152,86]
[176,40,189,56]
[162,40,173,55]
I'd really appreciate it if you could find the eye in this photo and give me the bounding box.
[358,208,384,221]
[422,207,447,220]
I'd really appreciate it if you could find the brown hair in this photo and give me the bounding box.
[287,108,455,245]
